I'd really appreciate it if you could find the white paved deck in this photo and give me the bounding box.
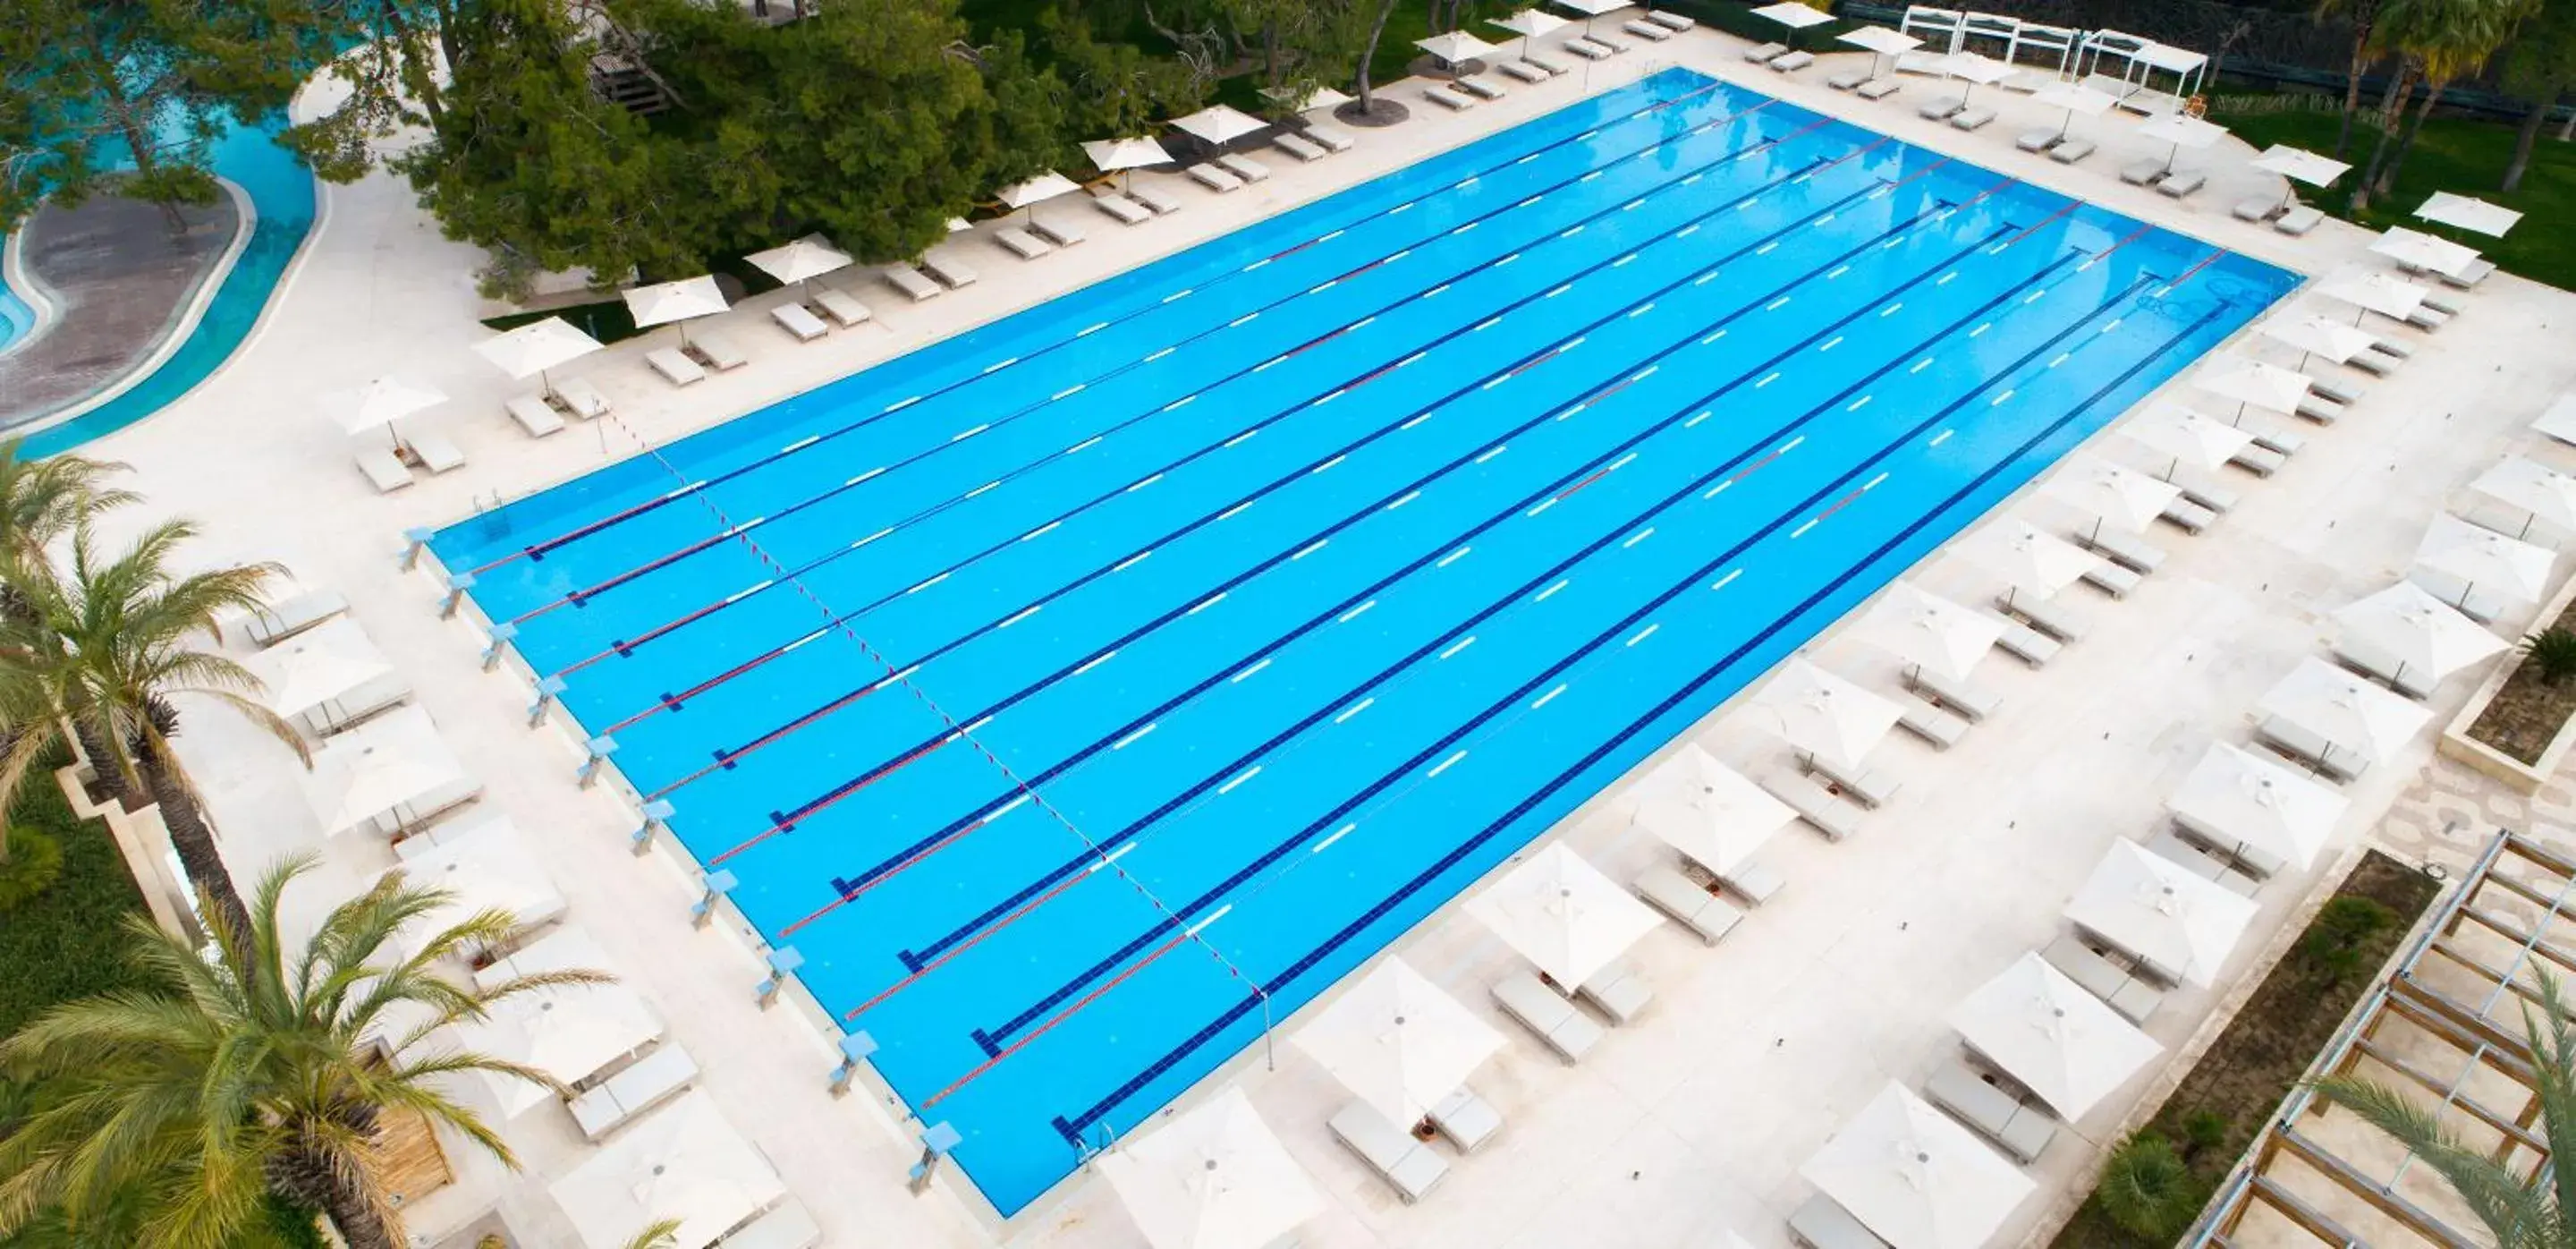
[72,21,2576,1249]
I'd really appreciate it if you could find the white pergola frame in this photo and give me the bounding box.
[1899,7,2078,82]
[2076,28,2208,115]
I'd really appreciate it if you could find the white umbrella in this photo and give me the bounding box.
[2416,191,2522,238]
[2121,405,2253,479]
[2030,81,2115,140]
[1800,1083,2035,1249]
[2535,393,2576,449]
[1837,24,1921,77]
[474,317,603,396]
[1948,953,2162,1119]
[2040,455,2182,537]
[2316,268,2433,324]
[2474,457,2576,538]
[2064,841,2258,987]
[2333,581,2509,686]
[2250,143,2349,215]
[2167,742,2350,873]
[1260,84,1353,114]
[743,234,852,297]
[1097,1086,1322,1249]
[1752,0,1835,30]
[1464,842,1662,989]
[1417,30,1500,67]
[318,376,446,446]
[389,816,566,957]
[1171,105,1267,149]
[1747,659,1904,768]
[2373,226,2483,279]
[2137,113,2226,174]
[459,968,662,1118]
[2257,656,2433,762]
[2416,513,2554,610]
[2259,312,2384,371]
[2195,354,2312,421]
[622,274,729,348]
[1631,743,1797,876]
[1548,0,1630,13]
[946,217,975,234]
[1936,51,2014,105]
[1487,8,1570,59]
[549,1091,784,1249]
[1952,519,2103,605]
[300,706,467,838]
[1292,958,1503,1126]
[254,616,395,721]
[1084,137,1168,175]
[999,170,1081,210]
[1859,584,2004,683]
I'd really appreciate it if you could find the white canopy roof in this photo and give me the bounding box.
[2316,268,2434,319]
[1547,0,1631,14]
[1417,30,1501,63]
[319,376,447,436]
[1488,8,1572,38]
[2416,512,2555,607]
[743,234,852,286]
[1083,138,1169,173]
[1097,1087,1321,1249]
[1292,957,1503,1125]
[549,1091,784,1249]
[474,317,603,380]
[1171,105,1267,147]
[2195,354,2313,415]
[2064,841,2258,987]
[622,275,729,330]
[1800,1083,2036,1249]
[1838,25,1923,55]
[2167,741,2349,873]
[2030,81,2116,117]
[1465,842,1662,988]
[1860,584,2004,682]
[255,616,396,719]
[1951,518,2103,599]
[2251,145,2350,188]
[1949,953,2162,1118]
[1748,659,1904,767]
[999,171,1082,209]
[2122,405,2253,472]
[2333,581,2510,684]
[2257,656,2433,762]
[2259,312,2384,366]
[2374,226,2483,278]
[2040,455,2182,532]
[389,816,564,956]
[2417,191,2523,237]
[1751,1,1836,29]
[1631,742,1797,876]
[2474,457,2576,531]
[2138,113,2227,150]
[300,705,468,838]
[1937,51,2015,84]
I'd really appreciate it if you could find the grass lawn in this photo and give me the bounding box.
[0,770,150,1039]
[2225,106,2576,292]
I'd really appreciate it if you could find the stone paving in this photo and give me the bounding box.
[0,190,240,428]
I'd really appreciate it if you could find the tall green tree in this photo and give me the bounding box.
[1350,0,1407,119]
[0,854,606,1249]
[2501,0,2576,191]
[2352,0,2531,208]
[277,0,469,183]
[2315,0,2393,157]
[0,443,137,823]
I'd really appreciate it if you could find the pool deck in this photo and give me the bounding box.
[80,24,2576,1249]
[0,190,241,429]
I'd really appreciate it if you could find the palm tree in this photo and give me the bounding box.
[623,1219,685,1249]
[0,520,302,940]
[0,854,606,1249]
[2317,968,2576,1245]
[2313,0,2392,158]
[2353,0,2532,208]
[0,441,136,810]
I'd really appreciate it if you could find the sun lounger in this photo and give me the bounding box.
[2016,128,2058,152]
[1423,86,1475,111]
[995,226,1053,259]
[1856,78,1902,99]
[1950,106,1996,132]
[687,332,747,371]
[505,394,564,438]
[2334,642,2436,701]
[1895,690,1970,751]
[2169,816,2288,881]
[1991,616,2062,667]
[1744,40,1788,63]
[1805,748,1902,809]
[1188,163,1245,192]
[1926,1057,2057,1163]
[1636,864,1745,944]
[2296,394,2347,425]
[2148,827,2263,896]
[1275,129,1335,159]
[569,1043,699,1142]
[402,431,465,474]
[1494,972,1605,1063]
[882,263,943,302]
[2238,422,2304,457]
[365,777,484,841]
[1091,191,1154,225]
[1031,216,1087,247]
[2080,559,2143,599]
[1328,1102,1448,1203]
[1646,10,1695,30]
[1574,959,1653,1025]
[2277,205,2325,235]
[2256,715,2368,783]
[1522,55,1568,76]
[1764,771,1864,841]
[553,377,611,418]
[2158,170,2207,200]
[1919,95,1965,121]
[771,302,827,343]
[1902,667,2000,725]
[2120,157,2166,185]
[2410,574,2505,624]
[1995,593,2084,642]
[1216,153,1273,183]
[1428,1086,1503,1153]
[2167,468,2240,515]
[2074,527,2166,576]
[2157,496,2216,535]
[724,1199,820,1249]
[232,590,348,648]
[647,347,707,387]
[921,252,980,288]
[1828,68,1869,90]
[1565,38,1616,61]
[2232,196,2279,222]
[2229,442,2288,477]
[2402,303,2451,330]
[1769,50,1816,72]
[1306,123,1358,153]
[812,288,872,328]
[1792,1194,1893,1249]
[1623,18,1673,41]
[1716,855,1786,906]
[357,448,413,494]
[1499,59,1549,83]
[2049,139,2095,165]
[1453,75,1507,100]
[2042,934,2165,1023]
[1125,183,1183,215]
[2440,258,2496,289]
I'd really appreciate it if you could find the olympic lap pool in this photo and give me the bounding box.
[430,68,2293,1213]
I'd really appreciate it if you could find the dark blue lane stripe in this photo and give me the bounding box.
[1052,285,2233,1144]
[928,244,2101,1032]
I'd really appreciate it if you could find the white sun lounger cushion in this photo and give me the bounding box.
[1769,50,1816,72]
[922,253,980,288]
[2159,497,2217,534]
[1995,593,2084,642]
[2256,716,2368,783]
[1329,1102,1448,1202]
[2346,348,2400,377]
[1499,59,1550,84]
[2241,423,2305,457]
[2148,827,2264,896]
[1763,770,1863,841]
[1091,191,1153,225]
[1856,78,1902,99]
[2083,558,2143,598]
[405,432,466,474]
[1828,68,1869,90]
[1188,163,1245,192]
[1275,130,1334,159]
[995,226,1054,260]
[1424,86,1475,111]
[1575,958,1653,1025]
[1636,864,1744,944]
[1792,1194,1892,1249]
[1216,153,1272,183]
[724,1199,820,1249]
[2049,139,2095,165]
[1648,10,1695,30]
[883,263,943,302]
[771,302,828,343]
[648,347,707,387]
[2042,934,2165,1023]
[2441,258,2496,289]
[2171,814,2290,879]
[2077,527,2166,575]
[1565,38,1614,60]
[1805,752,1901,810]
[1919,96,1965,121]
[2120,157,2166,185]
[2016,128,2058,152]
[237,590,349,648]
[554,377,611,418]
[2168,468,2240,515]
[688,332,748,371]
[2276,206,2325,235]
[1926,1057,2057,1163]
[1305,123,1358,153]
[1744,40,1788,63]
[1718,856,1786,906]
[293,677,408,740]
[1992,617,2061,667]
[1623,19,1673,40]
[1428,1086,1504,1152]
[569,1043,699,1142]
[813,288,872,327]
[1949,106,1996,132]
[1032,217,1087,247]
[2158,170,2207,199]
[1454,75,1507,100]
[1895,691,1969,751]
[1131,182,1185,213]
[1493,972,1604,1063]
[2334,642,2435,701]
[2232,196,2279,222]
[1902,667,1999,725]
[1590,32,1631,53]
[2231,443,2288,476]
[506,395,564,438]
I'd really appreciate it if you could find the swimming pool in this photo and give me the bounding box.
[429,68,2292,1213]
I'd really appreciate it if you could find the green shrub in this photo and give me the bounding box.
[2095,1132,2206,1241]
[2180,1109,2231,1159]
[0,828,64,911]
[2521,626,2576,686]
[2298,896,2398,986]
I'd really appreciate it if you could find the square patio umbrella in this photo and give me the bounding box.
[2121,404,2253,481]
[1487,9,1570,60]
[1417,30,1501,70]
[1171,105,1267,149]
[549,1091,784,1249]
[1084,136,1170,174]
[1951,518,2103,608]
[2194,354,2312,423]
[1948,952,2162,1119]
[1546,0,1629,38]
[2029,81,2115,140]
[2415,512,2554,610]
[1259,85,1353,115]
[2167,741,2350,874]
[2258,312,2384,372]
[1631,742,1797,876]
[2039,455,2182,539]
[1096,1086,1322,1249]
[2257,656,2432,763]
[1936,51,2014,105]
[1748,659,1904,769]
[388,815,567,958]
[2137,113,2226,175]
[1465,842,1662,989]
[300,706,467,838]
[2063,841,2258,987]
[2250,144,2350,214]
[2332,581,2508,688]
[1292,957,1503,1126]
[1859,583,2004,683]
[2416,191,2523,238]
[622,274,729,349]
[743,234,852,300]
[253,616,395,724]
[2473,457,2576,539]
[997,171,1081,233]
[2315,268,2434,325]
[474,316,603,397]
[318,376,447,449]
[2535,393,2576,449]
[456,963,663,1118]
[1837,24,1922,78]
[2373,225,2483,280]
[1800,1083,2035,1249]
[1751,1,1835,50]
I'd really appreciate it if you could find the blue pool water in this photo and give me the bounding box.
[429,69,2292,1212]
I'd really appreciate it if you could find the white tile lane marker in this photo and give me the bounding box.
[1826,265,1849,280]
[1425,284,1451,298]
[1079,321,1111,336]
[964,480,1001,499]
[908,572,950,594]
[1546,284,1573,299]
[1386,492,1421,511]
[1335,697,1374,723]
[1000,605,1042,628]
[1218,501,1254,521]
[1074,650,1118,675]
[1339,599,1376,624]
[1627,623,1659,647]
[982,356,1020,374]
[1475,445,1508,464]
[1313,455,1346,472]
[1079,840,1131,871]
[1145,346,1175,362]
[1756,372,1781,388]
[1676,223,1700,238]
[1229,313,1258,328]
[1531,684,1567,709]
[1126,473,1163,492]
[1161,289,1193,304]
[1113,551,1151,572]
[1990,389,2016,406]
[1535,579,1569,602]
[1314,389,1347,406]
[1223,429,1256,447]
[1970,322,1992,337]
[869,664,920,692]
[1496,252,1522,266]
[1936,271,1958,285]
[1217,766,1262,795]
[950,423,990,442]
[989,794,1034,824]
[846,466,886,486]
[1451,221,1479,235]
[1684,410,1711,429]
[1475,317,1504,332]
[1613,254,1638,268]
[1710,569,1741,591]
[1398,352,1427,369]
[782,435,819,454]
[1880,302,1904,317]
[1427,751,1468,778]
[1525,497,1557,517]
[1765,296,1791,310]
[1819,336,1843,352]
[853,526,894,548]
[1052,384,1087,401]
[1847,395,1873,412]
[1700,328,1728,345]
[1928,429,1954,447]
[1069,436,1104,453]
[1188,592,1227,616]
[1440,636,1477,660]
[1312,823,1356,854]
[2047,353,2071,370]
[1629,302,1655,318]
[1911,358,1935,373]
[1436,547,1471,568]
[1293,539,1332,559]
[1231,658,1270,684]
[1623,527,1655,548]
[1161,395,1197,413]
[1184,905,1229,938]
[963,715,994,734]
